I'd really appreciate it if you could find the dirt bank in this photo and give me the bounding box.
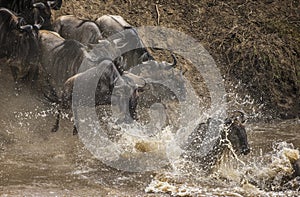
[54,0,299,119]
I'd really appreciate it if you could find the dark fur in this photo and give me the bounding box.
[0,8,39,81]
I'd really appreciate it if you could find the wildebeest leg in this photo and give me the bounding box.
[51,109,61,132]
[72,107,78,135]
[129,89,139,120]
[9,65,23,93]
[10,66,18,82]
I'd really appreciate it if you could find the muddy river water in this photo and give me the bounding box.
[0,66,299,196]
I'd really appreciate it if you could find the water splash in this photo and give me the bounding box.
[145,141,300,196]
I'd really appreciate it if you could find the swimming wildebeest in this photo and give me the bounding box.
[38,30,146,134]
[183,111,250,171]
[53,15,103,45]
[96,15,154,70]
[0,8,40,82]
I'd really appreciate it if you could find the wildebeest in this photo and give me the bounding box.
[0,8,39,82]
[96,15,154,70]
[53,15,103,45]
[183,112,250,171]
[0,0,60,30]
[38,30,146,134]
[31,1,52,30]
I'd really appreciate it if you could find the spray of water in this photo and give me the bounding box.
[145,141,300,196]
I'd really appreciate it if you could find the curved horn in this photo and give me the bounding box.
[20,24,33,31]
[47,1,56,7]
[165,53,177,70]
[33,2,46,9]
[33,13,44,29]
[34,23,42,29]
[169,54,177,67]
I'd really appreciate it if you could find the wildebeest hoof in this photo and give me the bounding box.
[116,116,135,125]
[51,125,59,132]
[73,126,78,135]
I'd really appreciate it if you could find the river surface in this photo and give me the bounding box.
[0,66,299,196]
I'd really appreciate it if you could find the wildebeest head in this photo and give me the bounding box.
[128,54,186,108]
[46,0,62,10]
[223,112,250,155]
[32,1,52,30]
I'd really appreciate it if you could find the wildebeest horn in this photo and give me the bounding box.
[33,2,46,9]
[20,24,33,31]
[36,16,44,28]
[47,1,56,7]
[165,54,177,70]
[169,54,177,67]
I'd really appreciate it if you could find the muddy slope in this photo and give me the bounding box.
[54,0,299,118]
